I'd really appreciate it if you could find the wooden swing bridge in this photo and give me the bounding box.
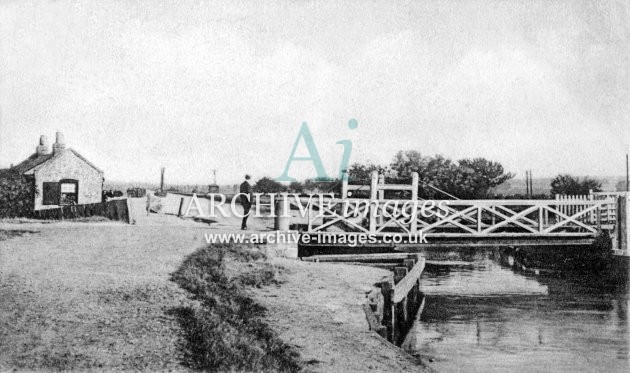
[285,171,628,250]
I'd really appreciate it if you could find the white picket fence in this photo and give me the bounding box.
[555,191,625,225]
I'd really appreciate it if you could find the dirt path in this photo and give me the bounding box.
[250,258,431,373]
[0,221,209,371]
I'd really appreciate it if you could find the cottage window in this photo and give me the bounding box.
[59,179,79,205]
[42,182,59,205]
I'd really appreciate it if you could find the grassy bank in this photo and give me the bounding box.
[1,223,423,372]
[0,224,207,371]
[169,244,302,372]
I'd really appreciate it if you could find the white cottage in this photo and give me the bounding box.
[13,132,104,210]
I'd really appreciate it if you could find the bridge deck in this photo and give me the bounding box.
[299,233,595,248]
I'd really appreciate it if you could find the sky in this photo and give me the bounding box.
[0,0,628,184]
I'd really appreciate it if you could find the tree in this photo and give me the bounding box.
[288,181,304,194]
[253,177,286,194]
[616,180,628,192]
[454,158,514,199]
[390,150,426,180]
[419,155,459,198]
[303,177,339,194]
[580,177,603,194]
[347,162,388,185]
[550,174,601,196]
[389,151,445,198]
[550,174,580,195]
[389,151,514,199]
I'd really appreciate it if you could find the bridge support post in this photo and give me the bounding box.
[369,171,378,233]
[378,174,385,226]
[411,173,419,233]
[614,194,628,253]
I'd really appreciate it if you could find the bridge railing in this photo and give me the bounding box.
[289,172,619,238]
[299,196,616,237]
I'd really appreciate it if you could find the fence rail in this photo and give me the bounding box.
[33,199,131,223]
[392,256,425,303]
[363,254,425,345]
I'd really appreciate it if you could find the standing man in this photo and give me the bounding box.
[240,174,253,230]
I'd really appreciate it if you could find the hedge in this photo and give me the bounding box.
[0,169,35,218]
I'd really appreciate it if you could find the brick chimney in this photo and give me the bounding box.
[36,135,50,156]
[52,132,65,154]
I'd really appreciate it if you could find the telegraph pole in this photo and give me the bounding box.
[160,167,165,193]
[525,170,530,197]
[626,150,629,192]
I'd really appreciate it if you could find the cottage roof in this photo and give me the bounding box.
[12,153,54,173]
[13,148,103,174]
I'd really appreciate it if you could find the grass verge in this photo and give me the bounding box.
[169,243,302,372]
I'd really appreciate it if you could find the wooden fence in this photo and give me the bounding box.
[33,198,131,223]
[555,190,626,225]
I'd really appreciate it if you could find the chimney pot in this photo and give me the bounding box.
[53,131,66,154]
[36,135,50,156]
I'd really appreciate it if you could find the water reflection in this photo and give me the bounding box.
[407,250,629,373]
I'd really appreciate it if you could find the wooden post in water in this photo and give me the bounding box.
[403,259,416,328]
[394,266,408,343]
[380,278,394,342]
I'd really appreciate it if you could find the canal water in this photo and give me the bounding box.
[404,250,629,372]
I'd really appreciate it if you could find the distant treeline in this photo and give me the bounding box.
[244,151,514,199]
[250,150,622,200]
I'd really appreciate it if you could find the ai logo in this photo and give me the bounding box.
[275,119,358,182]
